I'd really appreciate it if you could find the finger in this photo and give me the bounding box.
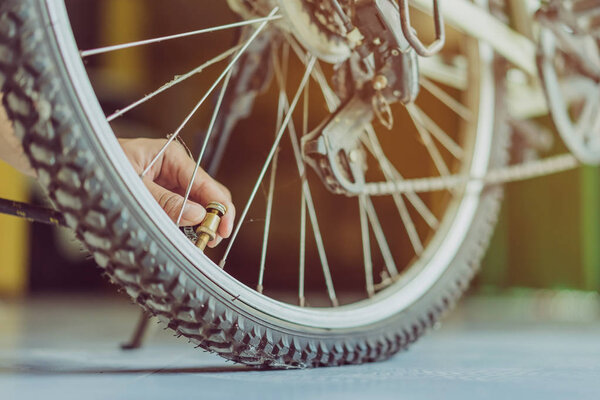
[214,180,232,201]
[207,236,222,249]
[194,175,235,240]
[175,165,235,239]
[120,138,167,179]
[157,143,235,238]
[143,178,206,226]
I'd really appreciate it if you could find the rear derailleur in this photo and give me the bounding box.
[300,0,444,195]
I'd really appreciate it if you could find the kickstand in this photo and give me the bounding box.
[121,310,152,350]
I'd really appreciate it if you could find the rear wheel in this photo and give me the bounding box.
[537,2,600,165]
[0,0,507,367]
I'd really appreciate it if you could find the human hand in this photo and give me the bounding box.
[0,95,35,177]
[120,138,235,248]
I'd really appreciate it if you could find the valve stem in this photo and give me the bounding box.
[195,202,227,251]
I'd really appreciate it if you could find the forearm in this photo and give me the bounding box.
[0,95,35,177]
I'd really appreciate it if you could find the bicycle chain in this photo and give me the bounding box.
[312,127,579,195]
[363,153,579,195]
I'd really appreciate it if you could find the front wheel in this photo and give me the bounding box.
[0,0,507,367]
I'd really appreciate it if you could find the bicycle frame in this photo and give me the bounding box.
[414,0,537,76]
[415,0,557,122]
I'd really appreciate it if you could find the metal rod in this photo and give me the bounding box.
[219,56,317,268]
[141,7,279,178]
[80,15,282,57]
[0,198,65,226]
[107,44,241,122]
[120,310,152,350]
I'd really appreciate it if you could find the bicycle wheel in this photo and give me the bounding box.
[0,0,507,367]
[537,1,600,165]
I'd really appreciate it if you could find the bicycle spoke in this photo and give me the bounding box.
[257,144,279,294]
[359,196,375,297]
[298,74,309,308]
[407,103,450,176]
[420,56,468,90]
[286,36,340,111]
[410,104,464,160]
[80,14,281,57]
[141,9,277,178]
[298,183,307,307]
[271,52,338,307]
[176,69,233,225]
[302,181,337,305]
[257,48,289,293]
[362,127,428,253]
[312,62,340,110]
[107,44,241,122]
[420,77,472,121]
[363,196,400,276]
[387,163,439,230]
[302,71,309,137]
[219,56,316,268]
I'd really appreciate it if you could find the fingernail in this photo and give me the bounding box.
[182,202,205,225]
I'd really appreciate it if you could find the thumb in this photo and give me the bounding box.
[144,179,206,226]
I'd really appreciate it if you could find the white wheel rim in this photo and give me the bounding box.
[46,0,495,329]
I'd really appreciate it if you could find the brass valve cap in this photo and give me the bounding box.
[195,201,227,251]
[206,201,227,216]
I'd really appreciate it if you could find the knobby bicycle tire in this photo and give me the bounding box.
[0,0,509,368]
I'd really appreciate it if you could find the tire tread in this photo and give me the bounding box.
[0,0,507,368]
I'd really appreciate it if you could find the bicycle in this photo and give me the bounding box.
[0,0,597,368]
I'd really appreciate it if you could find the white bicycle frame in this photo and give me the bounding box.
[415,0,551,119]
[415,0,536,74]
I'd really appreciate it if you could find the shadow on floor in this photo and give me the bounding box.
[0,363,258,375]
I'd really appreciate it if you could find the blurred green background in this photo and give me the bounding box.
[480,164,600,292]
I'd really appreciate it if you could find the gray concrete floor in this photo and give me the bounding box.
[1,293,599,400]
